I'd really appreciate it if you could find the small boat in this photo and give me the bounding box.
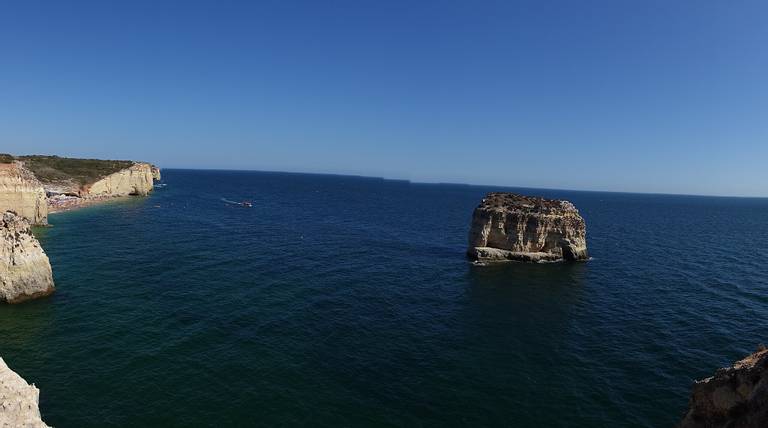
[241,201,252,207]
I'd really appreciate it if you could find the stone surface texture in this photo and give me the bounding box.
[680,348,768,428]
[0,358,50,428]
[0,162,48,226]
[83,162,155,197]
[0,211,55,304]
[467,192,588,263]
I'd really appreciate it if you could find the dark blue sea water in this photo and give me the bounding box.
[2,169,768,427]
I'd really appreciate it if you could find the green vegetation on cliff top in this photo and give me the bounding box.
[16,155,135,186]
[0,154,14,163]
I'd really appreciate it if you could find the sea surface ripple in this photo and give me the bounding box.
[2,169,768,427]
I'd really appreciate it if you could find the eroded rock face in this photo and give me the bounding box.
[151,165,161,181]
[0,357,50,428]
[84,162,155,197]
[679,348,768,428]
[467,192,588,263]
[0,211,55,303]
[0,162,48,225]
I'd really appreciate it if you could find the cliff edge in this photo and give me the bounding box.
[83,162,155,197]
[679,347,768,428]
[0,161,48,226]
[17,155,157,198]
[0,211,55,303]
[0,155,158,304]
[0,358,50,427]
[467,192,588,263]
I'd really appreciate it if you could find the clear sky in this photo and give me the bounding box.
[1,1,766,196]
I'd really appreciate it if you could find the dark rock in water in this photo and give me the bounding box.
[679,347,768,428]
[467,192,588,263]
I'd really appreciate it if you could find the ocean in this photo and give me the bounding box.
[2,169,767,427]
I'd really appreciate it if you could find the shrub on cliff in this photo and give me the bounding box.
[17,155,134,186]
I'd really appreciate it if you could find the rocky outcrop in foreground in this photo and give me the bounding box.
[0,162,48,226]
[467,192,588,263]
[679,347,768,428]
[0,358,50,427]
[0,211,55,303]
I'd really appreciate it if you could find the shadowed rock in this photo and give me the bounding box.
[679,347,768,428]
[467,192,588,263]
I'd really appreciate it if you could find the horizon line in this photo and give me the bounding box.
[157,166,768,200]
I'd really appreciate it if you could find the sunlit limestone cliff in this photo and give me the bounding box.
[0,160,48,226]
[0,211,54,304]
[0,358,50,427]
[467,192,588,263]
[0,154,159,304]
[16,155,157,198]
[84,162,155,197]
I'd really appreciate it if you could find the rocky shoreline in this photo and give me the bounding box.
[48,193,131,214]
[0,156,160,227]
[0,155,161,425]
[0,155,160,304]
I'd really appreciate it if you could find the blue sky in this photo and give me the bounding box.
[1,1,766,196]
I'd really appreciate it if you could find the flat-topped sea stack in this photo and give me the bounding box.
[0,357,50,427]
[467,192,588,263]
[679,347,768,428]
[0,211,55,303]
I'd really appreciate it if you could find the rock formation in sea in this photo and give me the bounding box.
[83,162,156,197]
[0,357,50,427]
[0,211,55,303]
[679,347,768,428]
[0,161,48,226]
[467,192,588,263]
[0,155,160,304]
